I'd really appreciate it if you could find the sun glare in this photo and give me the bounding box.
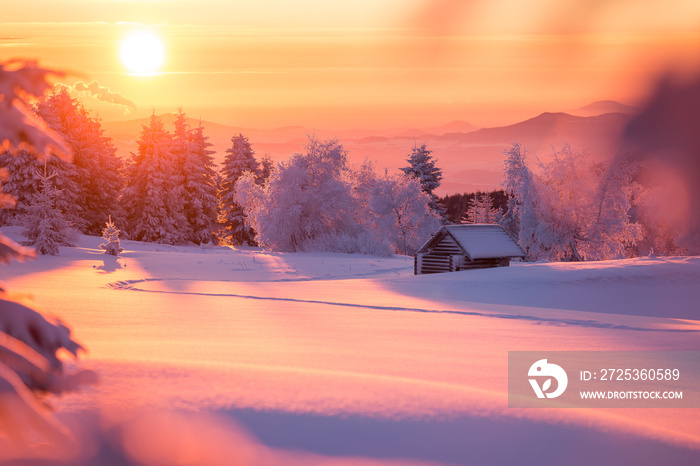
[120,30,165,76]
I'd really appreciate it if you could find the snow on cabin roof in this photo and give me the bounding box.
[445,224,525,259]
[419,224,526,259]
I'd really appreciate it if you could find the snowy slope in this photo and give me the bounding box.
[0,226,698,465]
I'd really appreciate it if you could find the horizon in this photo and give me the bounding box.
[101,98,632,129]
[4,1,700,130]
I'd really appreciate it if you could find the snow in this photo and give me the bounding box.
[440,224,525,259]
[0,225,698,465]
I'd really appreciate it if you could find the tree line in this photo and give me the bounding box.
[0,87,444,256]
[0,85,682,261]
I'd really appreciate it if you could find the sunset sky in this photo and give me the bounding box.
[3,0,700,128]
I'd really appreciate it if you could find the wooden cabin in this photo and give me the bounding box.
[414,224,526,274]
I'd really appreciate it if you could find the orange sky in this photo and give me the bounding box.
[3,0,700,129]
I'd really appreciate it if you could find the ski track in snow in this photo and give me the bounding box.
[106,277,697,333]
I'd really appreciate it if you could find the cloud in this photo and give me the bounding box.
[71,80,137,113]
[407,0,700,35]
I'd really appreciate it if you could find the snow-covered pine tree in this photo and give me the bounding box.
[462,193,500,224]
[123,113,187,244]
[220,133,258,245]
[172,110,218,244]
[0,149,36,225]
[35,87,124,235]
[186,121,219,243]
[400,142,445,218]
[0,150,81,228]
[256,154,274,186]
[100,215,124,256]
[501,142,534,241]
[22,163,73,255]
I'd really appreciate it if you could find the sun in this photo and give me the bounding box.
[120,30,165,76]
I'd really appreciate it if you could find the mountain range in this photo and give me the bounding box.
[102,101,634,195]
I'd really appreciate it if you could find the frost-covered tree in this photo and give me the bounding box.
[172,110,218,244]
[22,165,74,255]
[123,113,187,244]
[401,142,445,217]
[35,87,124,234]
[583,152,642,259]
[235,137,356,251]
[502,142,641,261]
[220,134,258,245]
[236,138,438,256]
[100,215,124,256]
[370,171,441,255]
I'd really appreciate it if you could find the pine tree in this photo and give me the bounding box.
[22,164,73,255]
[0,150,81,227]
[0,150,37,225]
[35,87,124,234]
[170,109,191,238]
[256,154,274,186]
[185,121,219,244]
[220,134,258,245]
[501,142,533,239]
[172,110,218,244]
[400,142,445,218]
[462,192,500,224]
[100,215,124,256]
[123,113,187,244]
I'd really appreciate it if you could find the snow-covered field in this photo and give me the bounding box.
[0,226,699,465]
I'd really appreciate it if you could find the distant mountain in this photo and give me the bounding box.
[416,111,632,194]
[573,100,637,117]
[446,111,630,146]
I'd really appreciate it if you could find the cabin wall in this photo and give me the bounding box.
[415,253,456,274]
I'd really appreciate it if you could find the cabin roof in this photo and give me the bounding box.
[418,224,526,259]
